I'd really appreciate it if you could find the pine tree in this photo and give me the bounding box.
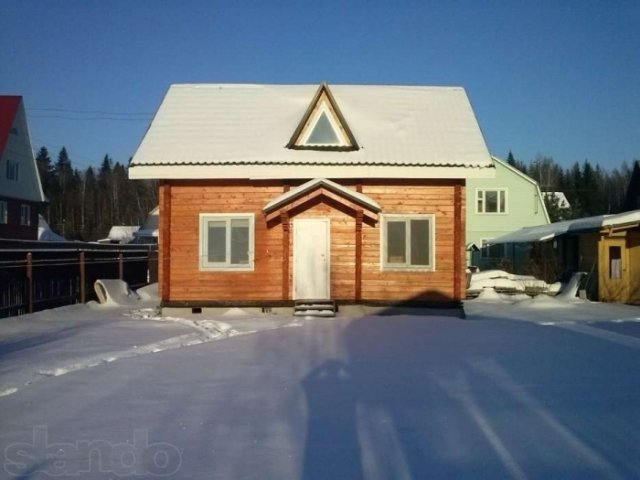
[97,155,114,238]
[35,147,53,220]
[50,147,74,235]
[622,160,640,212]
[83,167,98,239]
[580,160,600,216]
[567,162,583,218]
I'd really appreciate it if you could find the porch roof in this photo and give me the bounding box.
[264,178,381,214]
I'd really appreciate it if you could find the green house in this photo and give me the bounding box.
[466,156,549,271]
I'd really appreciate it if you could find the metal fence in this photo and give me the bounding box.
[0,239,158,319]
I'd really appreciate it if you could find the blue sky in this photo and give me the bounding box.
[1,0,638,171]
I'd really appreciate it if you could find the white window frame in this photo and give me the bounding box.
[198,213,255,271]
[20,204,30,226]
[480,238,506,259]
[380,213,435,271]
[476,188,507,214]
[0,201,7,224]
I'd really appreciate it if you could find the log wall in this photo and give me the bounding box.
[159,179,466,304]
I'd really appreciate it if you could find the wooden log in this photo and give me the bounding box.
[355,209,363,301]
[454,182,462,301]
[281,211,290,300]
[162,182,172,302]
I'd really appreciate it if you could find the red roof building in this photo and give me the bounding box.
[0,96,45,240]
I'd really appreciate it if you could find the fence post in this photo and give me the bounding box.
[118,252,124,280]
[79,251,86,303]
[26,252,33,314]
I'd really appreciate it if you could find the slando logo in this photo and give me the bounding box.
[4,425,182,477]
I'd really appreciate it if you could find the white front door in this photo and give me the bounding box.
[293,219,330,299]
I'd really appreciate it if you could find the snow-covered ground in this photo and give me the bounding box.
[1,288,639,479]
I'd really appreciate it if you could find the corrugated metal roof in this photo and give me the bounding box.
[130,84,493,179]
[490,209,640,244]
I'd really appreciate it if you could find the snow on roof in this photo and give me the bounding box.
[99,226,140,243]
[490,209,640,244]
[133,206,159,237]
[263,178,381,213]
[543,191,571,209]
[129,84,494,180]
[37,215,66,242]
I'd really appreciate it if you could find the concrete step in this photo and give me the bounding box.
[294,299,337,317]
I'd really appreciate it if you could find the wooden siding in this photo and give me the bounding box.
[360,181,465,302]
[0,197,39,240]
[160,179,465,304]
[628,231,640,304]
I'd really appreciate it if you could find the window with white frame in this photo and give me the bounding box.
[0,201,7,224]
[477,189,507,214]
[199,213,254,270]
[382,214,434,270]
[20,204,30,226]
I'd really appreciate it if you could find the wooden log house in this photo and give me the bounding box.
[129,83,494,310]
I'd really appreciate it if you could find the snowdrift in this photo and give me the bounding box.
[467,270,561,297]
[94,279,141,306]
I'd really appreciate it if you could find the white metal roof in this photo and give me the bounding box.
[490,209,640,244]
[129,84,494,180]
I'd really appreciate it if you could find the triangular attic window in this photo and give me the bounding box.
[307,112,340,145]
[287,82,359,151]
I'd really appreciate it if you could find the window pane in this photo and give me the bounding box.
[307,112,340,145]
[609,246,622,279]
[499,191,506,212]
[410,220,430,265]
[387,221,406,263]
[485,191,498,212]
[230,219,249,265]
[207,221,226,262]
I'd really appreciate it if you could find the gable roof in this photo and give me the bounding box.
[492,156,538,187]
[264,178,380,213]
[130,83,494,180]
[492,155,551,223]
[0,96,46,203]
[0,96,21,156]
[263,178,381,223]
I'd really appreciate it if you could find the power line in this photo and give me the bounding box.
[29,107,153,116]
[29,114,150,122]
[30,136,127,169]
